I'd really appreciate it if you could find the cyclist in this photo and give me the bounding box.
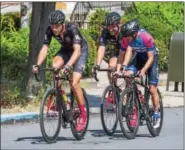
[92,12,125,83]
[32,10,88,131]
[117,19,160,128]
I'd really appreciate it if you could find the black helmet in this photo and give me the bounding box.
[121,19,140,37]
[105,12,121,26]
[48,10,65,24]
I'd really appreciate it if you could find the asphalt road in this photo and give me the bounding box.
[1,108,183,149]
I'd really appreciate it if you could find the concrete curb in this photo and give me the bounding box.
[1,112,39,123]
[1,104,184,123]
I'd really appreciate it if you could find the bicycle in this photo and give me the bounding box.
[34,67,89,143]
[93,68,124,136]
[118,71,163,139]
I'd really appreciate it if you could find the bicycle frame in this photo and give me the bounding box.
[35,68,71,113]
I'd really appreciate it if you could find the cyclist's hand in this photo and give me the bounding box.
[63,65,71,76]
[32,65,40,74]
[113,69,122,76]
[139,69,146,77]
[92,65,100,75]
[121,65,127,75]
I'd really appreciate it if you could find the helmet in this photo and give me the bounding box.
[121,19,140,37]
[48,10,65,24]
[105,12,121,26]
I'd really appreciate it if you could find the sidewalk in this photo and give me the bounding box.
[1,61,184,123]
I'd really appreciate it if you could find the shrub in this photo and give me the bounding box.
[80,29,97,77]
[1,12,20,34]
[1,28,29,83]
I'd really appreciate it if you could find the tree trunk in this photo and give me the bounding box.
[25,2,55,99]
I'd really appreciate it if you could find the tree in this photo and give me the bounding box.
[25,2,55,98]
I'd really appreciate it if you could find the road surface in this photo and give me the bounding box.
[1,108,183,149]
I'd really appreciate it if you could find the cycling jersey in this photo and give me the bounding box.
[121,29,159,85]
[43,23,88,74]
[121,29,158,61]
[43,23,87,52]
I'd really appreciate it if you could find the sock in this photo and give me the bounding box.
[79,105,85,115]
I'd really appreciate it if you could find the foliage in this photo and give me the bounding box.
[80,29,97,76]
[1,12,20,34]
[87,9,109,42]
[133,2,184,31]
[1,28,30,84]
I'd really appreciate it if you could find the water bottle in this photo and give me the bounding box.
[61,90,70,110]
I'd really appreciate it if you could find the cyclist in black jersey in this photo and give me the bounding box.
[92,12,126,83]
[32,10,88,131]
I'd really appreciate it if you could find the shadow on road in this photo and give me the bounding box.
[88,129,153,140]
[15,136,76,144]
[86,94,101,108]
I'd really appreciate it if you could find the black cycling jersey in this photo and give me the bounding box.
[43,23,86,52]
[99,27,121,51]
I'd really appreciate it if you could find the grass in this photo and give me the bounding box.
[1,98,41,114]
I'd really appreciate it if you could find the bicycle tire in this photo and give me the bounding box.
[100,85,119,136]
[40,88,62,143]
[146,88,164,137]
[70,88,90,140]
[118,88,140,139]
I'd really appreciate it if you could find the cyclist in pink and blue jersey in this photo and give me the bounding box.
[117,19,160,128]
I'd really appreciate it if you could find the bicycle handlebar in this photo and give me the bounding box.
[93,68,116,82]
[92,68,144,83]
[34,68,61,82]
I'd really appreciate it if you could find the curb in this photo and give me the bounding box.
[1,112,39,123]
[0,108,100,124]
[1,105,184,124]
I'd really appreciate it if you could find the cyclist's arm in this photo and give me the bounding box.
[117,37,128,70]
[142,51,154,73]
[141,32,155,72]
[96,28,108,65]
[36,45,49,65]
[122,46,133,67]
[96,46,105,65]
[117,50,125,71]
[120,37,131,68]
[66,27,82,67]
[36,27,52,65]
[66,44,81,67]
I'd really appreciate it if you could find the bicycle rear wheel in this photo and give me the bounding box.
[70,88,89,140]
[145,88,164,137]
[40,88,62,143]
[118,88,140,139]
[100,85,119,136]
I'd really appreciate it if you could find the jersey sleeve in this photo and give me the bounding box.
[120,37,129,51]
[140,32,155,51]
[43,26,53,46]
[71,26,83,45]
[99,28,108,46]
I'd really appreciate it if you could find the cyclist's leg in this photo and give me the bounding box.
[70,43,88,131]
[52,47,71,88]
[124,54,138,86]
[148,54,160,127]
[108,55,118,84]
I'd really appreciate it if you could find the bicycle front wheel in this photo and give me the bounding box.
[100,85,119,136]
[40,88,62,143]
[118,88,140,139]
